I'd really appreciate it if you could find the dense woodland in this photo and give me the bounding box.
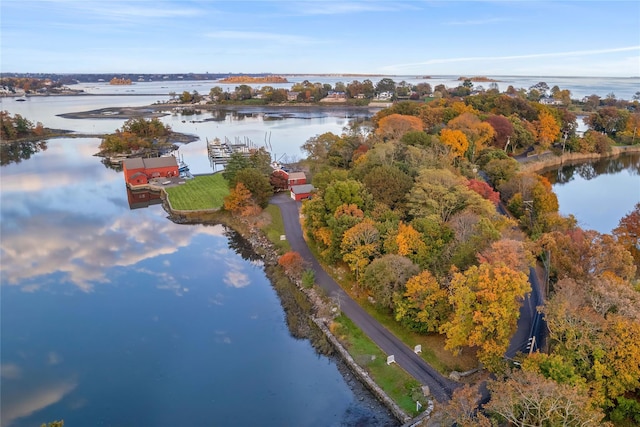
[274,95,639,425]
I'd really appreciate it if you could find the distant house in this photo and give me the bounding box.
[291,184,315,201]
[123,157,179,187]
[287,171,307,189]
[376,91,393,101]
[287,91,300,101]
[539,96,563,106]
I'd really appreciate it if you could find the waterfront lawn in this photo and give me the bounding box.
[261,203,291,253]
[165,174,229,210]
[330,315,426,416]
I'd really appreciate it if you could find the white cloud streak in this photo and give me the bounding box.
[384,46,640,72]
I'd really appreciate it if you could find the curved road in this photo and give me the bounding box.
[271,194,459,403]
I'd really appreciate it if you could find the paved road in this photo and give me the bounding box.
[271,194,459,403]
[505,266,545,358]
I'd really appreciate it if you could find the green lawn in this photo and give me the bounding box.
[165,174,229,210]
[261,203,291,253]
[332,315,426,416]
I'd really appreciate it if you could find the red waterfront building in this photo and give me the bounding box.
[123,157,179,187]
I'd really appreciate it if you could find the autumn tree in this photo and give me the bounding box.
[485,370,605,426]
[394,270,451,333]
[446,112,495,161]
[485,114,514,150]
[613,202,640,273]
[438,384,491,427]
[439,128,469,158]
[278,251,309,281]
[375,113,423,141]
[362,254,419,311]
[536,228,636,283]
[477,238,532,273]
[223,182,258,216]
[534,109,561,150]
[408,168,495,223]
[466,179,499,205]
[341,218,380,281]
[441,262,530,370]
[544,276,640,412]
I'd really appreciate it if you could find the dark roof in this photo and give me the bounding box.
[124,156,178,170]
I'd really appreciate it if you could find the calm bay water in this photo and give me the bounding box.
[0,96,395,426]
[543,153,640,234]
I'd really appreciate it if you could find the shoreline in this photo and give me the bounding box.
[519,145,640,173]
[161,199,405,425]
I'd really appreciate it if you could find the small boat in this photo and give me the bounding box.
[15,96,27,101]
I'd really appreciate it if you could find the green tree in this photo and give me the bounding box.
[235,167,273,208]
[363,165,413,211]
[222,152,250,184]
[362,254,419,311]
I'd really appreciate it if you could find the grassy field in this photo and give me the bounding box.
[331,315,426,416]
[260,203,291,253]
[165,174,229,210]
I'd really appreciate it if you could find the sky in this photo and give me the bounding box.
[1,0,639,77]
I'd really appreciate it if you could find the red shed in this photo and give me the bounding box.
[123,157,179,187]
[290,184,315,201]
[287,171,307,189]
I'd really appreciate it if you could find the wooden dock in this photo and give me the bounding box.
[207,136,260,169]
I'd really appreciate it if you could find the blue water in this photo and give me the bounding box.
[544,152,640,234]
[0,136,395,427]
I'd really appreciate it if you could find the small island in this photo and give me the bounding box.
[457,76,499,82]
[110,77,132,85]
[218,75,289,84]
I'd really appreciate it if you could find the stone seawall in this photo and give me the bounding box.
[312,318,413,424]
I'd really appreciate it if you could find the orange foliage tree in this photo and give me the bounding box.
[278,251,309,281]
[376,114,423,140]
[613,202,640,274]
[223,182,260,217]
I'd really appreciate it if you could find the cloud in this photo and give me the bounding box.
[383,46,640,72]
[444,17,510,26]
[1,364,22,380]
[1,379,77,427]
[205,31,320,45]
[0,206,221,292]
[291,1,407,15]
[47,352,62,366]
[224,270,250,289]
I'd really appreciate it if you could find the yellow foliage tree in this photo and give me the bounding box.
[394,270,451,333]
[341,218,380,281]
[535,110,561,149]
[439,128,469,158]
[441,262,530,370]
